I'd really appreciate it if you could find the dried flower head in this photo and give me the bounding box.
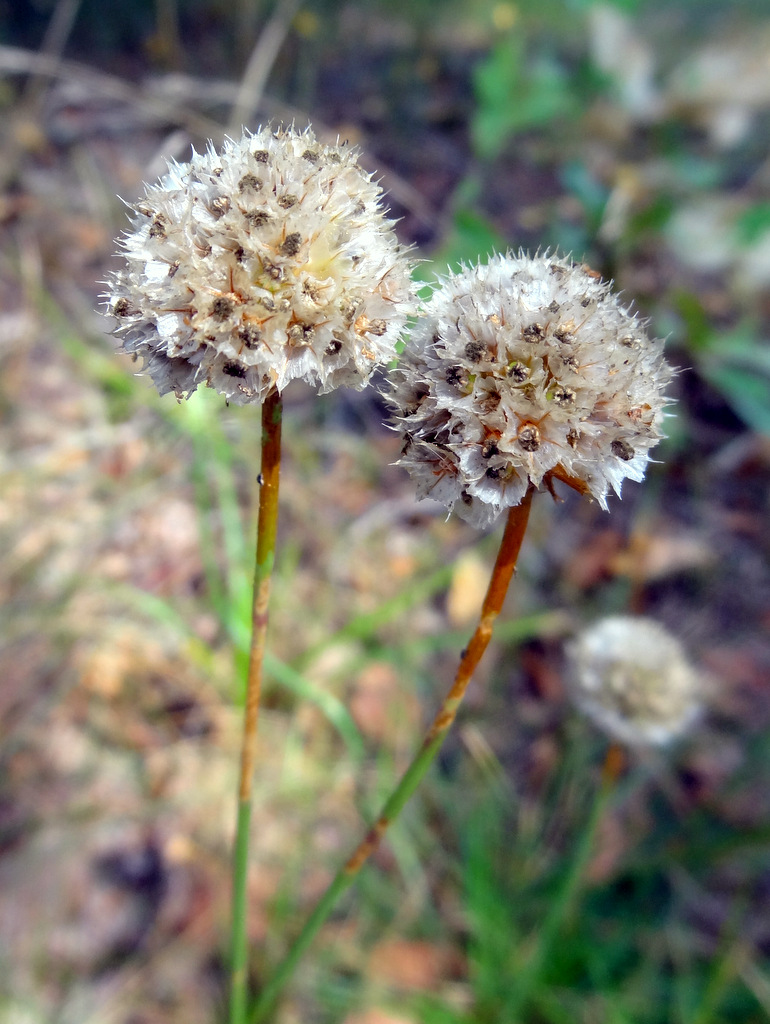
[106,126,416,404]
[569,616,701,746]
[391,252,671,528]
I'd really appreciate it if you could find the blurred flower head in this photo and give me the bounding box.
[390,252,671,528]
[568,616,702,746]
[106,125,416,404]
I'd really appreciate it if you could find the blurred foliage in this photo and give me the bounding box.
[683,316,770,437]
[471,31,578,161]
[287,727,770,1023]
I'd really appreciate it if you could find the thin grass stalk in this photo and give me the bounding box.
[226,0,302,135]
[250,484,535,1023]
[230,389,283,1024]
[508,741,623,1018]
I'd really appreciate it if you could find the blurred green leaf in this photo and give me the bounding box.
[673,291,716,352]
[472,34,575,161]
[735,202,770,246]
[560,159,608,231]
[695,325,770,436]
[701,355,770,436]
[428,208,507,276]
[676,293,770,434]
[666,154,726,191]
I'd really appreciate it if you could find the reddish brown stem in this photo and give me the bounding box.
[238,389,283,800]
[249,485,535,1023]
[231,388,283,1024]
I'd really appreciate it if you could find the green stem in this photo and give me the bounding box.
[250,486,535,1024]
[230,389,283,1024]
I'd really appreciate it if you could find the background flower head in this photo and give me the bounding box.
[106,125,416,404]
[391,252,672,528]
[568,616,702,746]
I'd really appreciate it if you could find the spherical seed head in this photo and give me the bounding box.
[390,252,672,528]
[569,616,702,746]
[105,126,416,404]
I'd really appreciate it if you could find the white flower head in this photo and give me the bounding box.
[569,616,702,746]
[106,126,416,404]
[391,252,672,528]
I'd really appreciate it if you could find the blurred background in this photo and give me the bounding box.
[1,1,770,1021]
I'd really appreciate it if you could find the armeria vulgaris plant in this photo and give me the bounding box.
[248,251,673,1021]
[106,123,675,1018]
[104,124,416,1024]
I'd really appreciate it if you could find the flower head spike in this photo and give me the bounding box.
[106,126,416,404]
[390,252,671,527]
[568,616,702,746]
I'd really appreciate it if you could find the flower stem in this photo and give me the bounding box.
[249,485,535,1024]
[230,389,283,1024]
